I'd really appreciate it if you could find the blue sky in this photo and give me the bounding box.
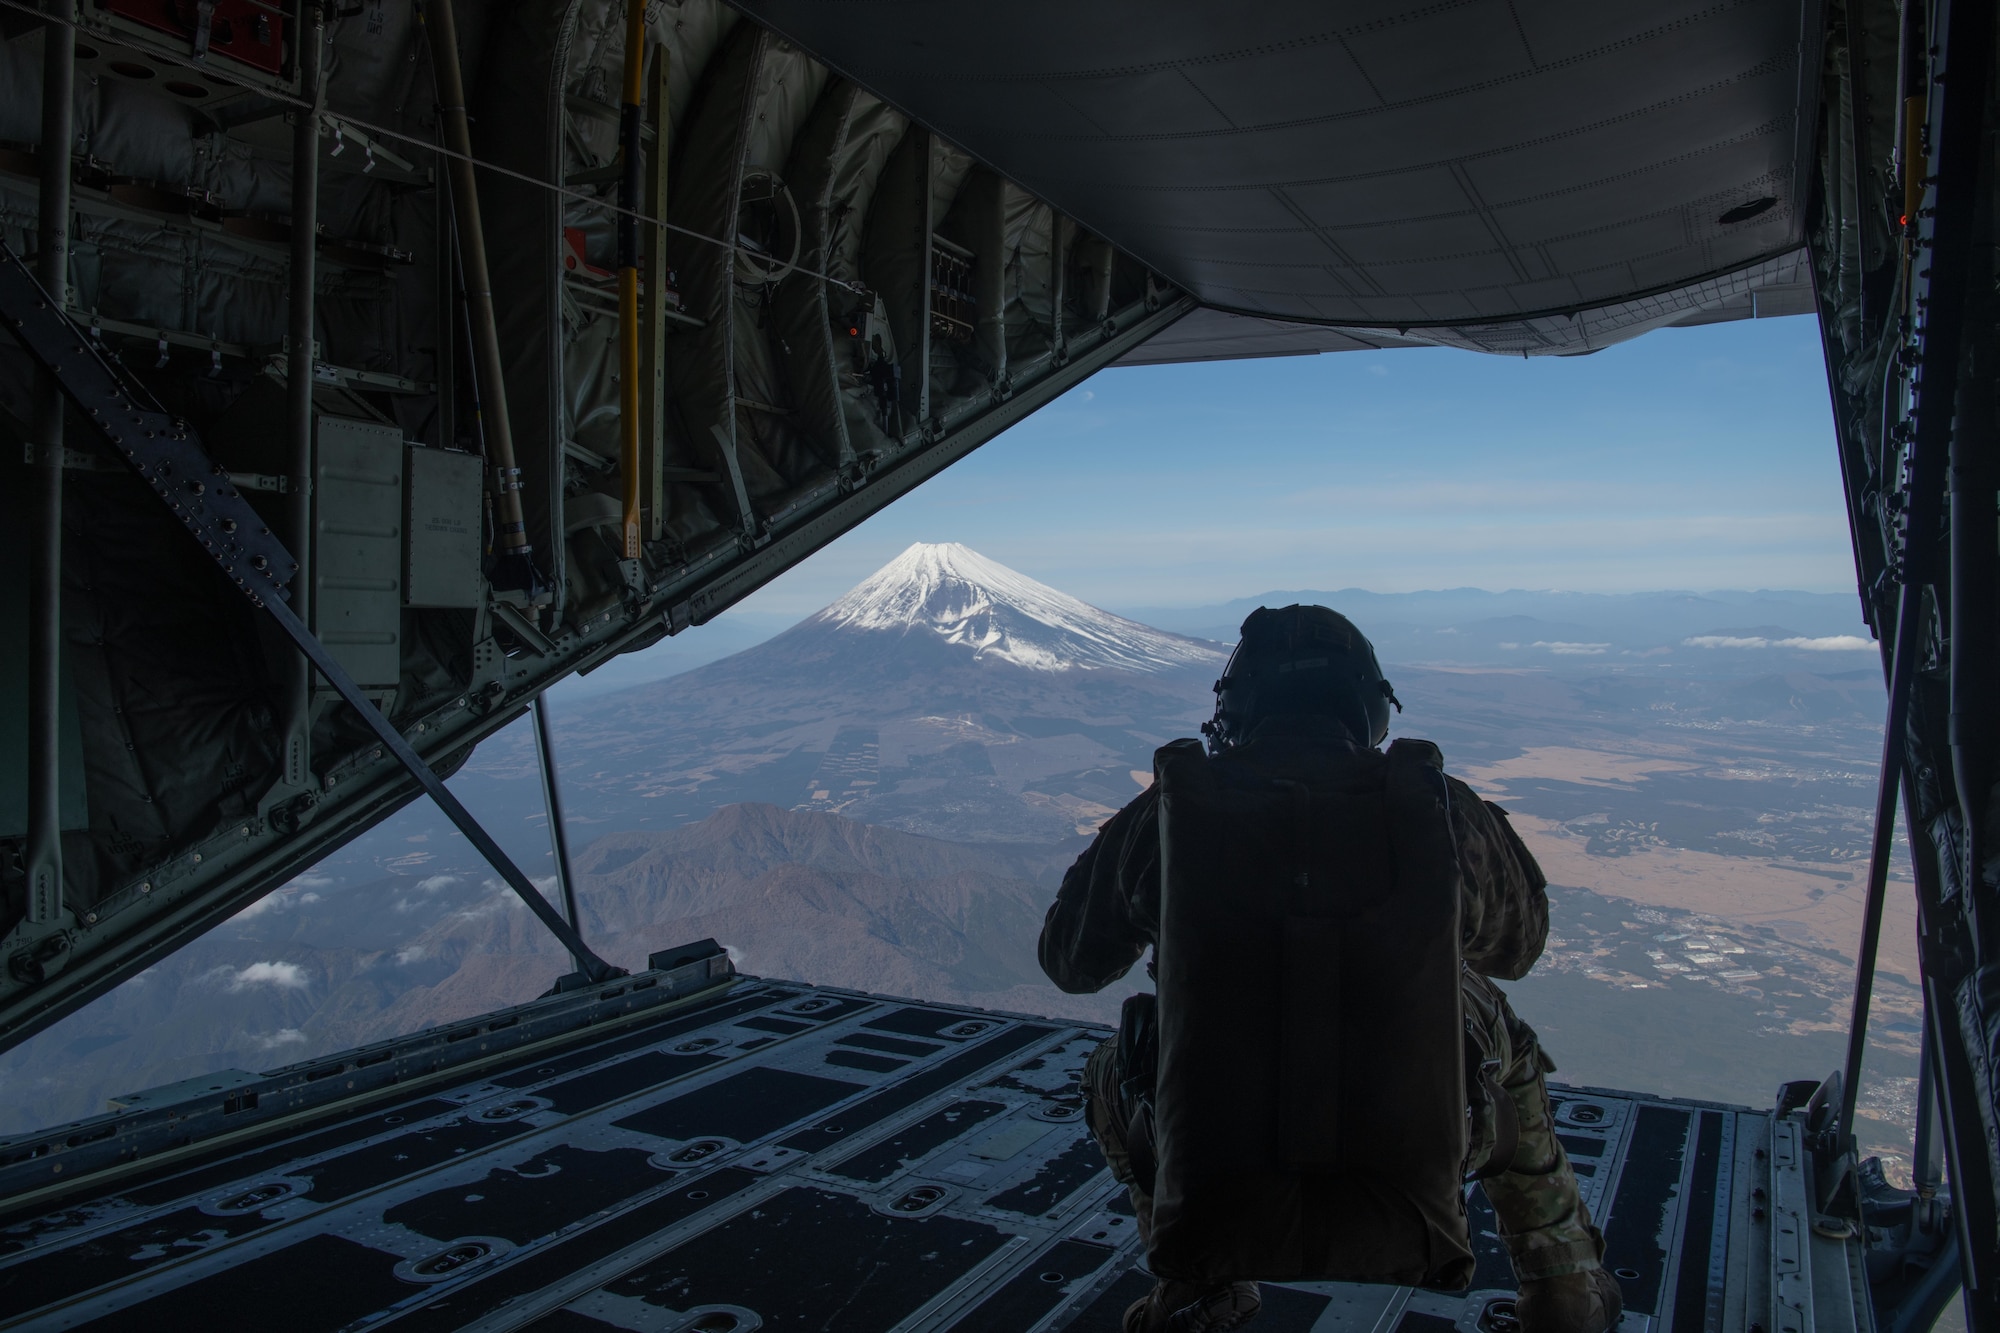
[729,313,1849,621]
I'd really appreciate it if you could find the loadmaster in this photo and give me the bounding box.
[1038,605,1624,1333]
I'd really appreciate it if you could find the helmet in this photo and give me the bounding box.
[1201,604,1400,752]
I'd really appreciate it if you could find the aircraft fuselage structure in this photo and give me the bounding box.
[0,1,1994,1329]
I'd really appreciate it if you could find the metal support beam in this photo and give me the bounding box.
[638,47,670,544]
[432,171,455,453]
[615,0,645,564]
[531,694,585,974]
[25,1,74,928]
[279,0,323,794]
[1050,214,1067,360]
[914,127,933,431]
[0,240,622,985]
[1839,579,1920,1143]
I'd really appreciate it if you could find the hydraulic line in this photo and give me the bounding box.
[618,0,645,562]
[25,0,73,926]
[419,0,539,591]
[281,0,323,791]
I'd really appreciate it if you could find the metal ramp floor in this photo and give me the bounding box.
[0,957,1869,1332]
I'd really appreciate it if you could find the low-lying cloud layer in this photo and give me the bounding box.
[1684,634,1873,651]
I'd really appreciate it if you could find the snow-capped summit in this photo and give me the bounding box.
[811,542,1224,674]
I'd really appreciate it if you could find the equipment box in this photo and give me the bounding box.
[404,445,483,609]
[312,416,403,689]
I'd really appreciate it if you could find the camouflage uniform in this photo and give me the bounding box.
[1042,718,1603,1284]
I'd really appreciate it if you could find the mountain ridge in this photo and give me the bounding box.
[548,545,1221,842]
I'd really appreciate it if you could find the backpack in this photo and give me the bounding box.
[1147,735,1474,1289]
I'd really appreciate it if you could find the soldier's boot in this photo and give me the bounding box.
[1122,1279,1262,1333]
[1514,1267,1623,1333]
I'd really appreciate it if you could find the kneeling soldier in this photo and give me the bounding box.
[1039,605,1621,1333]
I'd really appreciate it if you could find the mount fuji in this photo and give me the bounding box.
[544,544,1228,842]
[813,543,1223,674]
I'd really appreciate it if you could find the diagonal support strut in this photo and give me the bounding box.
[0,239,622,984]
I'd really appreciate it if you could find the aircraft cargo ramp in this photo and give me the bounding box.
[0,948,1872,1333]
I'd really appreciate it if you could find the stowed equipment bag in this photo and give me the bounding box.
[1149,736,1472,1289]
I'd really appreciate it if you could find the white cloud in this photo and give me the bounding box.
[449,880,515,920]
[1532,641,1610,655]
[1684,634,1874,651]
[228,961,309,991]
[255,1028,308,1049]
[414,875,460,894]
[395,946,427,965]
[232,886,324,921]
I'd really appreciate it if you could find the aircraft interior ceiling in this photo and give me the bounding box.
[0,0,1996,1325]
[743,0,1825,357]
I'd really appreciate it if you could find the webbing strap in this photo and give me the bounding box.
[1471,1063,1521,1181]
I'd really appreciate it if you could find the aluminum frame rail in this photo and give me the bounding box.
[0,239,622,985]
